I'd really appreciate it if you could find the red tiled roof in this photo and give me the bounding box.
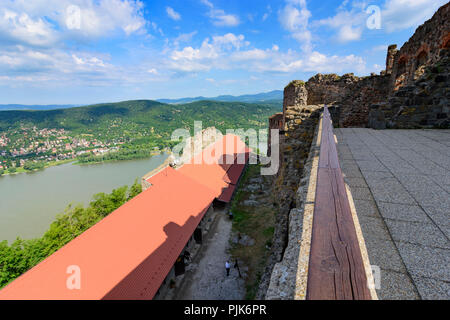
[177,135,248,200]
[0,134,250,300]
[0,167,216,300]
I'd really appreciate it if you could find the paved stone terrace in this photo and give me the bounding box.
[335,128,450,300]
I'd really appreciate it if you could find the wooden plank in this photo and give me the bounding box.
[306,106,371,300]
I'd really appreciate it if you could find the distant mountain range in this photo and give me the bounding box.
[0,104,81,111]
[0,90,283,111]
[156,90,283,104]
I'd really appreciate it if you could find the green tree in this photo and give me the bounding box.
[128,179,142,201]
[90,186,128,217]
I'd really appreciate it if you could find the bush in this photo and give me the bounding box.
[23,161,45,171]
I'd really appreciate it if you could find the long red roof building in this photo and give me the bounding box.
[0,134,250,300]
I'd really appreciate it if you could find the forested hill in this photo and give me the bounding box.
[0,99,281,138]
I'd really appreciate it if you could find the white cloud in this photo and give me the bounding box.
[173,31,198,46]
[279,0,312,52]
[200,0,240,27]
[212,33,246,50]
[0,0,148,48]
[232,49,270,61]
[168,31,367,76]
[338,25,363,42]
[72,54,106,67]
[262,5,272,22]
[247,50,367,74]
[381,0,448,32]
[315,2,366,43]
[169,33,247,72]
[166,7,181,21]
[0,10,58,47]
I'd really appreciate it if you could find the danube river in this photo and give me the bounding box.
[0,154,168,243]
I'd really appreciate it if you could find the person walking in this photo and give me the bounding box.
[225,260,231,276]
[234,259,242,278]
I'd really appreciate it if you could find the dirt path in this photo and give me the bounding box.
[176,213,246,300]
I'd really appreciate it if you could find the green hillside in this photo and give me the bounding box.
[0,100,280,136]
[0,100,281,167]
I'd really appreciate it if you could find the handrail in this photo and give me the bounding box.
[306,106,371,300]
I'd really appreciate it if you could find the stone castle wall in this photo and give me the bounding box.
[389,3,450,92]
[304,3,449,129]
[306,73,391,127]
[369,52,449,129]
[257,81,321,299]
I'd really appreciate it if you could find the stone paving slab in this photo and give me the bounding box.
[396,243,450,282]
[395,175,450,210]
[379,271,420,300]
[384,219,450,249]
[352,199,380,218]
[429,174,450,193]
[349,187,374,201]
[365,177,416,204]
[335,128,450,300]
[362,237,407,273]
[344,177,369,188]
[410,275,450,300]
[377,203,430,223]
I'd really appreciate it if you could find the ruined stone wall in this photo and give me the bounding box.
[338,75,391,127]
[258,81,321,299]
[385,44,398,75]
[369,51,450,129]
[306,73,390,127]
[389,3,450,92]
[265,115,321,300]
[304,3,449,129]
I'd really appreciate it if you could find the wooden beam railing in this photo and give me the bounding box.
[306,106,372,300]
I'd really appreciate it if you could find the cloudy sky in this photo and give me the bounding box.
[0,0,447,104]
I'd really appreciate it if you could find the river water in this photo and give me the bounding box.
[0,154,168,243]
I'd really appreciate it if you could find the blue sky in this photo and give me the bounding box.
[0,0,447,104]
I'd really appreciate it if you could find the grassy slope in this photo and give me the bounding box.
[230,165,276,300]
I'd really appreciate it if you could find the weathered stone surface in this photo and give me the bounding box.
[306,72,391,127]
[370,53,450,129]
[258,81,321,299]
[368,105,387,129]
[388,3,449,92]
[265,118,321,300]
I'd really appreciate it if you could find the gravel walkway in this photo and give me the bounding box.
[176,213,246,300]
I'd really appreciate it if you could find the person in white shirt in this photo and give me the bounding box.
[225,261,231,276]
